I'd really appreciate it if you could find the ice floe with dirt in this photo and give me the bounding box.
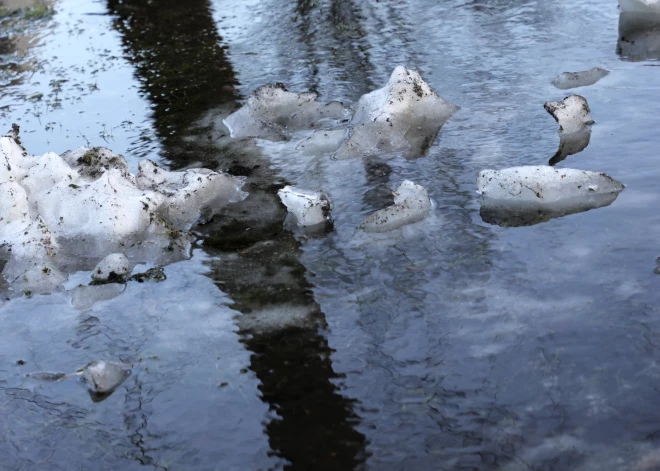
[0,127,247,298]
[335,66,460,159]
[361,180,432,233]
[223,67,459,159]
[277,186,332,227]
[223,83,349,141]
[551,67,609,90]
[477,166,624,227]
[544,95,594,133]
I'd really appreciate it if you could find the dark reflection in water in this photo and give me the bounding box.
[107,0,367,467]
[548,127,591,166]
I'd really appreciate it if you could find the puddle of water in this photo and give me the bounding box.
[2,0,660,469]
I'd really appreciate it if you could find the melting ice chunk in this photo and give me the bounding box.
[223,83,349,140]
[477,166,624,226]
[544,95,594,134]
[362,180,432,232]
[277,186,332,227]
[336,66,459,159]
[551,67,609,90]
[80,360,131,401]
[91,253,130,283]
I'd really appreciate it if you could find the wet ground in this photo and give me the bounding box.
[1,0,660,469]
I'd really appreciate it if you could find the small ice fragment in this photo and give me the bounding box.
[620,0,660,14]
[295,128,348,154]
[336,66,459,159]
[70,283,126,310]
[223,83,348,140]
[544,95,594,133]
[277,186,332,227]
[551,67,609,90]
[549,127,592,166]
[362,180,432,233]
[477,166,624,226]
[80,360,131,396]
[91,253,130,283]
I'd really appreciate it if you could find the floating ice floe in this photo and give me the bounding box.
[544,95,594,134]
[277,186,332,227]
[335,66,460,159]
[361,180,432,232]
[80,360,132,401]
[477,166,624,227]
[27,359,132,402]
[0,126,247,298]
[618,11,660,61]
[549,127,592,166]
[223,83,349,141]
[551,67,609,90]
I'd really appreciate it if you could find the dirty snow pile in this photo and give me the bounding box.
[477,166,624,226]
[0,127,247,297]
[225,66,460,160]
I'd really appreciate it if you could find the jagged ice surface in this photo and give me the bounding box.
[0,128,247,298]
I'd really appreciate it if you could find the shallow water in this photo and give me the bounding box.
[1,0,660,469]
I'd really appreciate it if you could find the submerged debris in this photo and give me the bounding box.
[129,266,166,283]
[551,67,609,90]
[277,186,332,227]
[544,95,594,133]
[223,83,348,141]
[362,180,432,233]
[336,66,460,159]
[477,166,624,226]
